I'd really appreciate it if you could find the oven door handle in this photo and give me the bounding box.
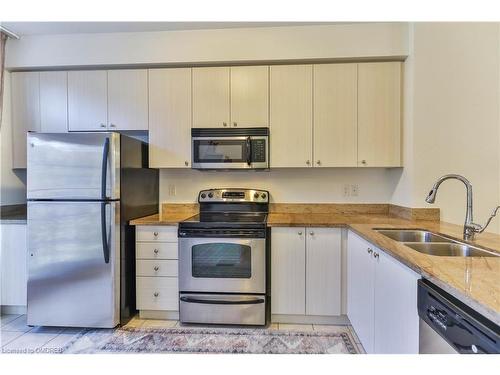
[180,296,265,305]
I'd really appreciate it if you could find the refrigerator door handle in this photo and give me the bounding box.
[101,137,110,200]
[101,202,110,264]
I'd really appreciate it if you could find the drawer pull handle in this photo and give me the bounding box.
[154,266,159,271]
[153,248,159,254]
[153,232,158,237]
[153,292,159,297]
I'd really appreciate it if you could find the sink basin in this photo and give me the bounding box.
[404,243,499,257]
[376,229,453,243]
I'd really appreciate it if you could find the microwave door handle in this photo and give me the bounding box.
[245,137,252,166]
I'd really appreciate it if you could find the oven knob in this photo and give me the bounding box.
[201,193,206,199]
[261,193,267,199]
[208,192,214,198]
[254,192,259,199]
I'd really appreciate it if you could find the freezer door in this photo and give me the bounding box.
[27,132,120,200]
[27,201,120,328]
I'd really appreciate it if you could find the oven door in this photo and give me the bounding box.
[191,136,268,169]
[179,237,266,294]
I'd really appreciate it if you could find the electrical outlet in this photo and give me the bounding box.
[343,184,350,197]
[168,184,176,196]
[351,184,359,197]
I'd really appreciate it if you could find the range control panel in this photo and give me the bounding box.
[198,189,269,203]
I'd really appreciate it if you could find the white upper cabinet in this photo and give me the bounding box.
[270,65,313,168]
[148,68,192,168]
[313,64,358,167]
[11,72,40,169]
[271,227,306,315]
[305,227,342,316]
[192,67,231,128]
[68,70,108,131]
[358,62,402,167]
[108,69,148,130]
[39,71,68,133]
[230,66,269,127]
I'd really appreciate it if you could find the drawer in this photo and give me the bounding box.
[136,226,178,242]
[136,242,178,260]
[137,260,178,277]
[136,276,178,311]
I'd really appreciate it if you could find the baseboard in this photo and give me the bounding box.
[271,314,349,325]
[139,310,179,320]
[1,305,27,315]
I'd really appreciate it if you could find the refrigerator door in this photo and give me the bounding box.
[27,132,120,200]
[27,201,120,328]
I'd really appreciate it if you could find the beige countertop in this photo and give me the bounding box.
[130,206,500,325]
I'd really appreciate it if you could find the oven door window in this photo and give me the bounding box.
[193,140,247,163]
[192,243,251,278]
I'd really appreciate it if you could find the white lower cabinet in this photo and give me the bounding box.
[136,225,179,317]
[271,227,341,320]
[1,224,27,309]
[347,231,420,353]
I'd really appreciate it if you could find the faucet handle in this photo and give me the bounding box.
[474,205,500,234]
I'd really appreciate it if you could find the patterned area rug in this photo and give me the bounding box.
[63,326,358,354]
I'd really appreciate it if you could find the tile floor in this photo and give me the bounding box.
[1,314,365,354]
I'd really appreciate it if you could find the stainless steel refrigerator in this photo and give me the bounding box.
[26,132,158,328]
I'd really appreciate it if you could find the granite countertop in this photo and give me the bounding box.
[0,204,27,224]
[130,206,500,325]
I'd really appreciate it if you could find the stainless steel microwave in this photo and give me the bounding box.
[191,128,269,170]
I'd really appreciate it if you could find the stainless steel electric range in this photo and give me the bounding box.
[178,188,269,326]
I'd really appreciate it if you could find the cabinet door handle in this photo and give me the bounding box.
[153,292,159,297]
[361,160,367,165]
[154,266,159,271]
[223,122,227,127]
[316,160,321,166]
[153,248,159,254]
[373,252,379,259]
[109,123,116,128]
[184,161,189,166]
[153,231,158,237]
[306,160,311,166]
[367,248,373,254]
[298,231,303,236]
[100,123,106,128]
[233,122,238,127]
[309,231,314,236]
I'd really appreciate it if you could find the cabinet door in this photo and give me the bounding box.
[347,231,375,353]
[11,72,40,168]
[108,69,148,130]
[270,65,313,167]
[358,62,402,167]
[40,71,68,133]
[271,227,306,315]
[148,68,192,168]
[1,224,27,306]
[306,228,341,316]
[192,67,230,128]
[374,250,420,354]
[230,66,269,127]
[313,64,357,167]
[68,70,108,131]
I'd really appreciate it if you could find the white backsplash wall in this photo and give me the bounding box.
[159,168,403,203]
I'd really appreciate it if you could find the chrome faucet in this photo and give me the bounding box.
[425,174,500,241]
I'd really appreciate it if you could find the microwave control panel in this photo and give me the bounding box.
[252,140,267,162]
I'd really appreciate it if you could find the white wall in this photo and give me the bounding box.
[0,71,27,205]
[5,23,408,69]
[391,22,500,233]
[160,168,402,203]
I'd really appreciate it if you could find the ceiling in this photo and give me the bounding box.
[0,22,340,36]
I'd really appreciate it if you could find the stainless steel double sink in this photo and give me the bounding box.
[375,229,499,257]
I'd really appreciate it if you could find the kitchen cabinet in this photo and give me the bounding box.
[347,231,420,354]
[69,69,148,131]
[107,69,148,130]
[148,68,192,168]
[11,72,40,169]
[358,62,402,167]
[1,224,27,308]
[271,227,341,318]
[68,70,108,131]
[230,66,269,127]
[39,71,68,133]
[192,67,231,128]
[313,64,357,167]
[135,225,179,318]
[270,65,313,168]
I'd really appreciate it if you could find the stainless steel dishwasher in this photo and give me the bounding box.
[418,279,499,354]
